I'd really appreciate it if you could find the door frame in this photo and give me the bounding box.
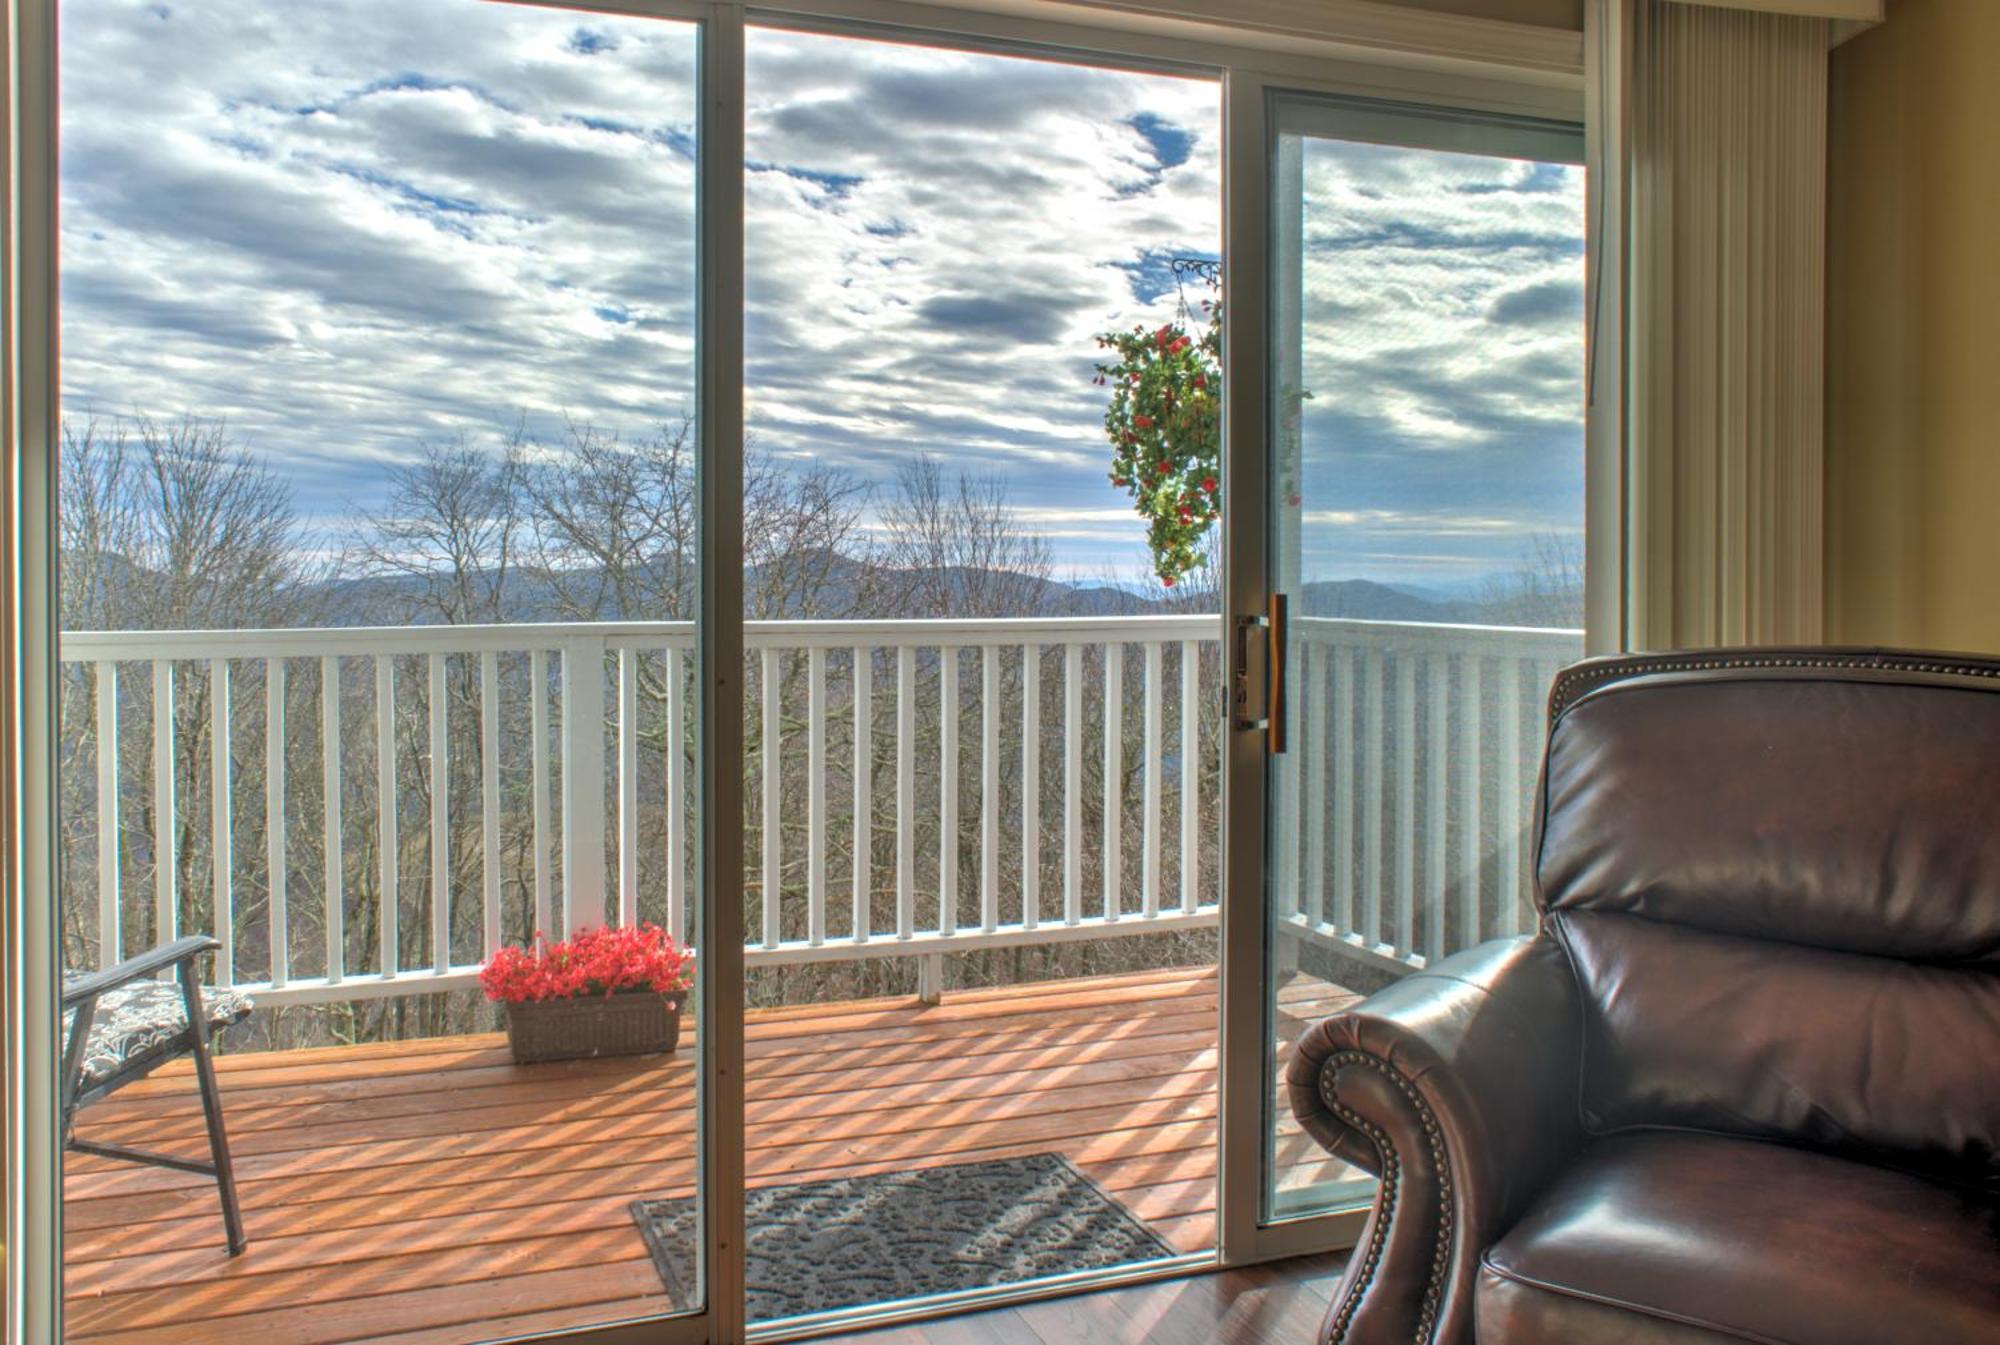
[1215,59,1601,1265]
[1,1,1603,1339]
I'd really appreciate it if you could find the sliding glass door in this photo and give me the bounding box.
[1258,93,1588,1222]
[735,24,1223,1331]
[17,4,1600,1339]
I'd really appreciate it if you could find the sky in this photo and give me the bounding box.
[57,0,1585,591]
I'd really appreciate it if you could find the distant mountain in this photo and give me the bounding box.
[1293,578,1486,624]
[309,552,1180,627]
[67,549,1559,631]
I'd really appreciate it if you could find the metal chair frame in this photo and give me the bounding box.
[60,934,246,1255]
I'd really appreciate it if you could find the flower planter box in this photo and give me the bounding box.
[503,990,685,1064]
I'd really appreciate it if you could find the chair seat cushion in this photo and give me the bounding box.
[62,975,253,1092]
[1476,1133,2000,1345]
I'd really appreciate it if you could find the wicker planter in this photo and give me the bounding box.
[503,990,685,1064]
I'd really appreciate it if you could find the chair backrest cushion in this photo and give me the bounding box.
[1534,651,2000,1186]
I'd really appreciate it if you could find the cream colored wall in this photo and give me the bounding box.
[1825,0,2000,653]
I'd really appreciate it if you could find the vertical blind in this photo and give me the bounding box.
[1625,0,1829,647]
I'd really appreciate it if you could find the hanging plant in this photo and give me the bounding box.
[1093,297,1222,588]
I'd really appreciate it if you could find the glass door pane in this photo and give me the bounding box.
[53,2,713,1338]
[1262,93,1587,1221]
[739,24,1221,1329]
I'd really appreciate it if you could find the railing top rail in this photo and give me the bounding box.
[1291,614,1583,651]
[58,614,1227,661]
[58,612,1581,663]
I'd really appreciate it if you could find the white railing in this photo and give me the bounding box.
[60,616,1226,1005]
[1272,617,1583,974]
[58,613,1577,1005]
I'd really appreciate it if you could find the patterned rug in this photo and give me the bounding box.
[630,1152,1175,1321]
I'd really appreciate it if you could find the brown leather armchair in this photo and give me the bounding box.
[1288,648,2000,1345]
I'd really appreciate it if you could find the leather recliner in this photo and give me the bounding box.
[1287,648,2000,1345]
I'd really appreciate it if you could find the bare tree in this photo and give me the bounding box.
[349,432,526,625]
[55,416,330,1001]
[874,456,1055,618]
[61,415,329,631]
[1480,533,1584,628]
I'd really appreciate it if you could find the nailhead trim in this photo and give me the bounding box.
[1317,1052,1453,1345]
[1549,650,2000,722]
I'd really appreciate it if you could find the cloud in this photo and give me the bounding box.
[56,0,1584,590]
[1487,277,1584,327]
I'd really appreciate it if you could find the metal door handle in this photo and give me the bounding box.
[1233,593,1289,754]
[1267,592,1287,755]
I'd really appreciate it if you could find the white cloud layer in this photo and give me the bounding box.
[58,0,1583,588]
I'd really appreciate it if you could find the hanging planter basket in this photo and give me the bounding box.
[503,989,685,1064]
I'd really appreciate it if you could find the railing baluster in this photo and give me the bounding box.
[1333,645,1356,934]
[1393,652,1417,960]
[376,656,398,977]
[1179,639,1198,915]
[1361,646,1385,949]
[480,650,500,961]
[807,645,827,947]
[665,644,686,944]
[1500,657,1525,936]
[940,647,959,938]
[1141,641,1162,920]
[761,646,781,949]
[154,660,177,956]
[852,646,871,945]
[96,663,121,969]
[1458,653,1482,948]
[530,648,552,942]
[208,662,230,983]
[980,645,999,934]
[1305,637,1327,928]
[1021,644,1040,930]
[321,656,342,984]
[618,646,639,929]
[54,616,1528,992]
[1424,656,1449,965]
[563,638,608,934]
[428,652,448,973]
[1103,643,1123,922]
[896,646,914,941]
[264,658,285,986]
[1063,643,1082,926]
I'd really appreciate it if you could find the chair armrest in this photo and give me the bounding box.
[62,935,221,1008]
[1286,935,1583,1345]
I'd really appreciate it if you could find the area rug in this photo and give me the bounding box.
[630,1151,1175,1321]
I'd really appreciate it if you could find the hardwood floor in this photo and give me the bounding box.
[62,965,1359,1345]
[836,1253,1348,1345]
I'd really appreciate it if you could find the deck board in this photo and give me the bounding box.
[64,965,1359,1345]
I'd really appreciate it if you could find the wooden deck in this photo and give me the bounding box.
[62,965,1360,1345]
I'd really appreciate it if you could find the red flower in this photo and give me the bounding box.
[1161,575,1176,587]
[1155,325,1174,348]
[1170,337,1189,354]
[1202,476,1218,493]
[1133,415,1154,429]
[1193,374,1207,389]
[479,924,694,1005]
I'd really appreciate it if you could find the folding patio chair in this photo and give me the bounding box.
[61,934,253,1254]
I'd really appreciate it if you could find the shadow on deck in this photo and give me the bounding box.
[63,965,1359,1345]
